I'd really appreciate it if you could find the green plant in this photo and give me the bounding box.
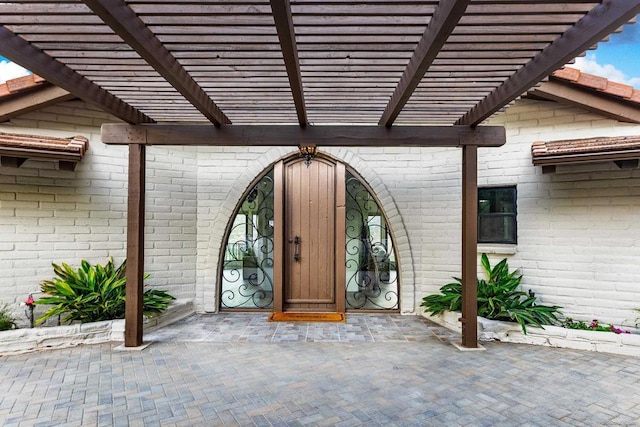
[0,303,17,331]
[561,318,630,334]
[421,253,562,334]
[35,258,175,325]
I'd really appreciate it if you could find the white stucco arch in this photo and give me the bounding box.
[198,147,416,314]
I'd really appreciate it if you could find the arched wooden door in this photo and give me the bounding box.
[274,158,346,313]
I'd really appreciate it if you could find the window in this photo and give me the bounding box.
[478,186,517,244]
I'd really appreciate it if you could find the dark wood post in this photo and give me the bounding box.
[461,144,478,348]
[125,144,145,347]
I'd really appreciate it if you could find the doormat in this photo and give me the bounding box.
[268,312,346,323]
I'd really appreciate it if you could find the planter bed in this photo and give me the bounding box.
[424,311,640,357]
[0,299,193,356]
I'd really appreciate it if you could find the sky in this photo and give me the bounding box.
[1,15,640,88]
[572,15,640,88]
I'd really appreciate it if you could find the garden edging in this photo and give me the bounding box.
[0,299,194,356]
[424,311,640,357]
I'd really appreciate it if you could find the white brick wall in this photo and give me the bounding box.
[2,96,639,329]
[0,101,197,326]
[194,146,418,313]
[477,100,640,328]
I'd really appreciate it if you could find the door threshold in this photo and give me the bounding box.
[268,312,346,323]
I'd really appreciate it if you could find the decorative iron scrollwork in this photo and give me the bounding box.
[220,172,275,309]
[345,172,399,310]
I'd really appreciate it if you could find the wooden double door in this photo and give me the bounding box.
[273,158,346,313]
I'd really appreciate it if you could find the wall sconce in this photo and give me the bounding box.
[298,144,318,167]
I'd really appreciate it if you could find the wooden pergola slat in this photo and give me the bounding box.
[378,0,471,126]
[82,0,231,126]
[0,26,153,124]
[456,0,640,126]
[269,0,307,126]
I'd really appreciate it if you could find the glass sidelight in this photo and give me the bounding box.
[345,171,399,310]
[220,171,274,309]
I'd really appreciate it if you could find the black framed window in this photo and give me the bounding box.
[478,186,517,244]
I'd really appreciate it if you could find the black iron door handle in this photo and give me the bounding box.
[289,236,300,262]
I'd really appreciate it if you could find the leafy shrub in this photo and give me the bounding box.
[0,304,17,331]
[421,253,562,334]
[35,258,175,325]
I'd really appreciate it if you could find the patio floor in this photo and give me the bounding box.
[1,313,639,426]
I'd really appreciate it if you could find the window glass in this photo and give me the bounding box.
[220,171,274,309]
[345,171,399,310]
[478,186,517,244]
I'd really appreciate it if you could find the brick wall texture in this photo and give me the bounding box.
[1,98,639,328]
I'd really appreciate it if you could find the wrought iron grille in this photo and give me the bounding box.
[345,171,399,310]
[220,172,274,309]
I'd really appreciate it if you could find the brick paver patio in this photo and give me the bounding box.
[1,314,639,426]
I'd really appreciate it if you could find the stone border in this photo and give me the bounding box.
[0,299,194,356]
[424,311,640,357]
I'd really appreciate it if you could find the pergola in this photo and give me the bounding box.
[2,0,639,348]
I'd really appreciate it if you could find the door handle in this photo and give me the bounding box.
[289,236,300,262]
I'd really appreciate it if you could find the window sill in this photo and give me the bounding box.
[477,244,517,256]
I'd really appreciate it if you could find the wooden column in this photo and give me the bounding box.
[461,144,478,348]
[125,144,146,347]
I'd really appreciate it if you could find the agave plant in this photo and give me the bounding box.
[421,253,561,334]
[35,258,174,325]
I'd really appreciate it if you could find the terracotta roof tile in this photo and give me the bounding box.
[606,81,635,99]
[552,67,640,106]
[629,91,640,104]
[553,67,581,82]
[0,131,89,163]
[531,135,640,166]
[0,74,46,99]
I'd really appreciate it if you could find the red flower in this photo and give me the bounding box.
[25,295,34,306]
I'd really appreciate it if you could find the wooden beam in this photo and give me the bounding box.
[82,0,231,126]
[125,144,145,347]
[58,161,77,171]
[456,0,640,126]
[0,26,153,124]
[461,144,478,348]
[378,0,471,126]
[614,159,639,169]
[529,80,640,124]
[541,165,556,174]
[101,124,506,147]
[0,156,27,168]
[270,0,307,126]
[0,85,74,122]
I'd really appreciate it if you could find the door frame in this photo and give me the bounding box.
[273,157,346,313]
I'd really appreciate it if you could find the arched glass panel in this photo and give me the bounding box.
[220,171,274,309]
[345,171,399,310]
